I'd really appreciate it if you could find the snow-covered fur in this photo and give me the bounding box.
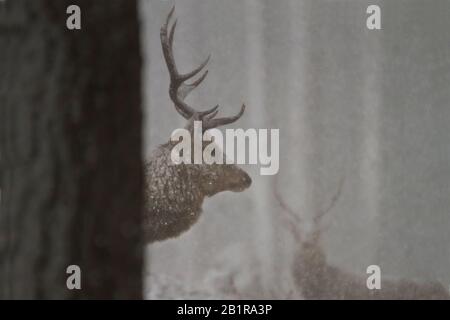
[144,141,251,242]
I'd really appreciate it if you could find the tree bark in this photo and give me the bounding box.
[0,0,143,299]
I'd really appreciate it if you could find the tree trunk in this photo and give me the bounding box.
[0,0,143,299]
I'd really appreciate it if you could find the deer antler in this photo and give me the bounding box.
[272,175,305,242]
[273,174,345,242]
[160,6,245,130]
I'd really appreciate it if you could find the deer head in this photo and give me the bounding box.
[274,177,343,262]
[144,7,251,243]
[162,6,252,195]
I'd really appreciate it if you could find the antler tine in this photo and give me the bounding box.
[313,176,345,227]
[203,107,219,120]
[199,105,219,118]
[169,18,177,48]
[180,55,211,82]
[203,104,246,130]
[166,6,176,29]
[178,70,209,100]
[272,175,305,242]
[161,6,178,77]
[161,6,195,119]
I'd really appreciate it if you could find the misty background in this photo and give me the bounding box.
[140,0,450,298]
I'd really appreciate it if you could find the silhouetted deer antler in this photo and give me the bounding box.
[273,175,344,243]
[161,6,245,131]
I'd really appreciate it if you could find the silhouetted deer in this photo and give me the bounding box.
[273,178,449,299]
[144,7,251,243]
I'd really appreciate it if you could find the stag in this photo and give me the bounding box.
[144,7,252,243]
[273,178,449,300]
